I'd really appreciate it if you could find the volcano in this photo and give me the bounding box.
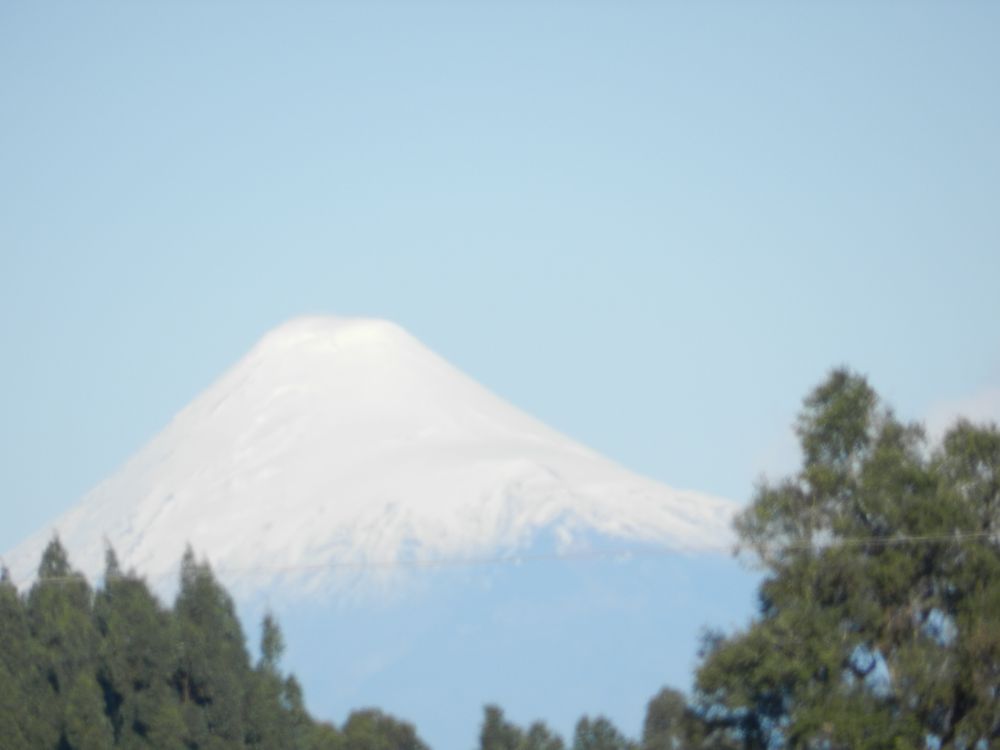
[4,316,750,749]
[6,316,735,594]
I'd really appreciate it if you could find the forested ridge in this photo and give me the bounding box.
[2,369,998,749]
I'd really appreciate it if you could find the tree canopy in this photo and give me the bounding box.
[0,539,430,750]
[691,368,1000,749]
[4,368,997,749]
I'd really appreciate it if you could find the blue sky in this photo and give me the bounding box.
[3,0,999,555]
[2,2,999,734]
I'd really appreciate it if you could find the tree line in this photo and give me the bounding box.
[0,540,429,749]
[477,369,1000,749]
[2,369,998,748]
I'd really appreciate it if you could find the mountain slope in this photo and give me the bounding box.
[5,316,735,595]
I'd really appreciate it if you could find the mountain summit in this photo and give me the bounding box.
[6,316,735,594]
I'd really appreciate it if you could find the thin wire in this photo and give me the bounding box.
[10,529,997,588]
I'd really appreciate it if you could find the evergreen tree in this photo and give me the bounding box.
[479,706,566,750]
[642,688,698,750]
[523,721,565,750]
[173,545,252,748]
[1,542,433,750]
[64,670,115,749]
[260,611,284,672]
[480,705,525,750]
[571,716,637,750]
[94,546,184,748]
[0,660,33,750]
[309,721,346,750]
[27,536,102,748]
[341,708,430,750]
[246,612,294,748]
[283,674,322,749]
[0,566,41,749]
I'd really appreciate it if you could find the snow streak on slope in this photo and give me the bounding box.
[6,317,736,596]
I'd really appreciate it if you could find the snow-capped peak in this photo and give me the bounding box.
[5,316,736,597]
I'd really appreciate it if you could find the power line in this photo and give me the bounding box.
[8,529,997,589]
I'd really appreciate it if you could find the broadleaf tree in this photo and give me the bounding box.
[692,368,1000,749]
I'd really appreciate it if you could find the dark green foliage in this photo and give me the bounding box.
[0,659,33,750]
[29,537,102,748]
[642,688,699,750]
[246,614,300,748]
[0,542,430,750]
[309,721,347,750]
[8,368,996,750]
[94,551,183,748]
[64,671,114,749]
[693,369,1000,749]
[174,546,252,747]
[478,705,565,750]
[522,721,566,750]
[259,611,284,672]
[341,708,429,750]
[480,705,525,750]
[0,563,53,748]
[571,716,637,750]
